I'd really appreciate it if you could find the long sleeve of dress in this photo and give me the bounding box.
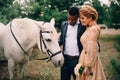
[84,28,99,67]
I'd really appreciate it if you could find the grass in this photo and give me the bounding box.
[109,35,120,80]
[114,35,120,52]
[100,35,120,80]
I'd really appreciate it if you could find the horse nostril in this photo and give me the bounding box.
[58,60,61,66]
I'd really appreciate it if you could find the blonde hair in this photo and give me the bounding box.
[80,5,98,21]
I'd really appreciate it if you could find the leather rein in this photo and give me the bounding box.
[10,21,61,62]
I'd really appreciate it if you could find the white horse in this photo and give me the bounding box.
[0,23,6,60]
[0,18,64,80]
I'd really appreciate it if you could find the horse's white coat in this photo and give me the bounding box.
[0,18,64,80]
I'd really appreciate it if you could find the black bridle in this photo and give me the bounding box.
[10,21,62,62]
[37,30,62,62]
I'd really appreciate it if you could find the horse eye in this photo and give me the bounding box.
[45,39,51,42]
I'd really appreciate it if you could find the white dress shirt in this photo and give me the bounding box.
[64,22,79,56]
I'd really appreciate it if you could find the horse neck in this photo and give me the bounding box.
[9,20,40,53]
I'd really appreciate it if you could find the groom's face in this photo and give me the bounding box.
[68,14,78,26]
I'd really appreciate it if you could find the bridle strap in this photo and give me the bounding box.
[36,30,62,62]
[46,50,62,62]
[35,50,62,62]
[10,21,29,57]
[40,31,44,52]
[48,50,62,59]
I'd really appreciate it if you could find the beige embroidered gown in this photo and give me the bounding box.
[76,25,106,80]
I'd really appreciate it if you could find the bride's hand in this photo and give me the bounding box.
[84,67,92,76]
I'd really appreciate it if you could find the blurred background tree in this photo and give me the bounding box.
[0,0,14,23]
[109,0,120,29]
[0,0,120,30]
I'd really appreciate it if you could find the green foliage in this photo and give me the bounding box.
[79,66,84,75]
[92,0,120,29]
[111,35,120,80]
[110,59,120,74]
[102,5,112,28]
[23,0,68,30]
[114,35,120,52]
[53,9,67,31]
[0,0,14,24]
[0,0,13,8]
[49,0,75,11]
[109,0,120,29]
[92,0,112,28]
[5,2,22,20]
[72,0,84,7]
[41,8,67,30]
[22,0,42,19]
[92,0,106,24]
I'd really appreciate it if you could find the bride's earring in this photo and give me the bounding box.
[87,20,91,27]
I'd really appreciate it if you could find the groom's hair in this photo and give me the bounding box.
[68,7,79,16]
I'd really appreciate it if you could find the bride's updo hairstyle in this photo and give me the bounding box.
[80,5,98,21]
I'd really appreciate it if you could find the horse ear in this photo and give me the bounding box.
[50,18,55,26]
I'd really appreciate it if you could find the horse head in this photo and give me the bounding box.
[35,18,64,67]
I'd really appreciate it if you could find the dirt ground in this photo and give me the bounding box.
[0,29,120,80]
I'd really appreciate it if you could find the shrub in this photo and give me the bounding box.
[114,35,120,53]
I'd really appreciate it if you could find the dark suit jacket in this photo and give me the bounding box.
[58,21,86,55]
